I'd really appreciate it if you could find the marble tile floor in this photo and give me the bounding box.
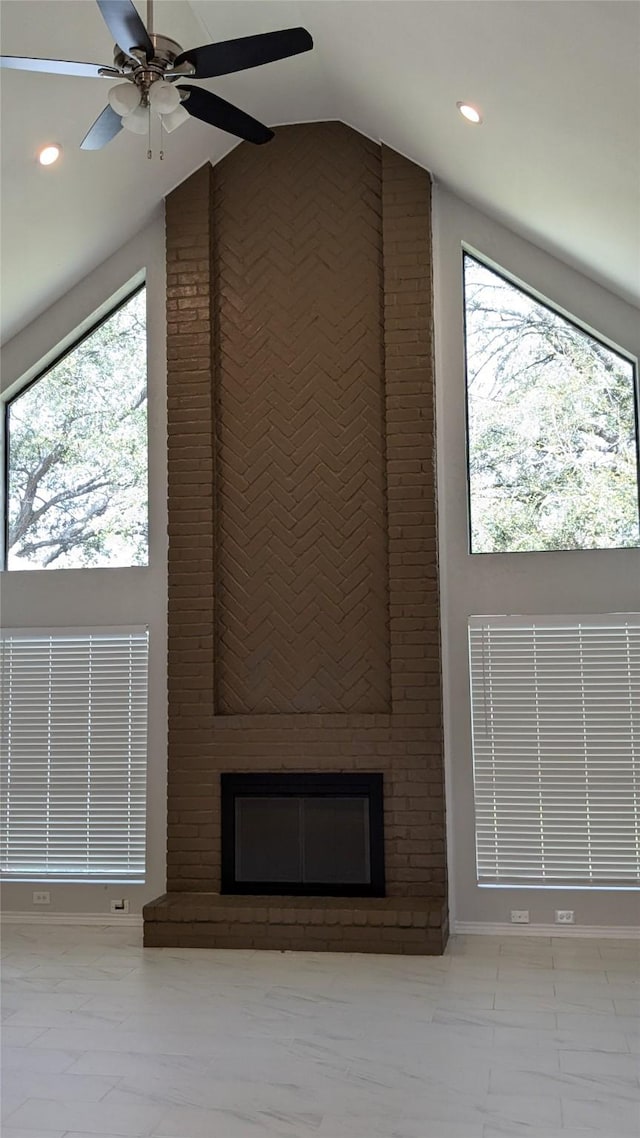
[1,924,639,1138]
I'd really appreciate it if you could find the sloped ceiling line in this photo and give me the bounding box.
[1,0,638,342]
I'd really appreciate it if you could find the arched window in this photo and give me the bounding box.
[463,253,640,553]
[5,286,148,570]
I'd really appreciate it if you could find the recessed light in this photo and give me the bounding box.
[38,143,61,166]
[38,143,62,165]
[457,102,482,125]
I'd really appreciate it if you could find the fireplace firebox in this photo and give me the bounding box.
[221,773,385,896]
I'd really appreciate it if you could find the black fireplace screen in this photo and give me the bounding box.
[221,773,385,896]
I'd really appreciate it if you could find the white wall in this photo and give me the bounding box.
[0,217,167,917]
[433,185,640,930]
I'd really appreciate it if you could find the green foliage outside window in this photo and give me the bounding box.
[6,288,148,569]
[464,254,640,553]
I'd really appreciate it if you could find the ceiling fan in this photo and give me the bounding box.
[0,0,313,149]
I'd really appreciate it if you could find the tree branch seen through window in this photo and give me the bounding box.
[6,288,148,570]
[463,255,640,553]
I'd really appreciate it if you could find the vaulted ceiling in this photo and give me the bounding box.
[1,0,638,344]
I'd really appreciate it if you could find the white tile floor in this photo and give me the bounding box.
[1,924,639,1137]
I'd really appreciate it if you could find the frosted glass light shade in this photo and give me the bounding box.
[108,82,141,116]
[121,105,149,134]
[162,103,190,133]
[149,81,181,115]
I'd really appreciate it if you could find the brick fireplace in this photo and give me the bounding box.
[143,122,448,953]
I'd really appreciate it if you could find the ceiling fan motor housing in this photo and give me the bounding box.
[111,34,194,99]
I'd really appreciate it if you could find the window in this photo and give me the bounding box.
[0,629,148,880]
[463,254,640,553]
[469,614,640,887]
[5,287,148,570]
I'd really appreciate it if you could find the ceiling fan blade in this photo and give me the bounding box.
[178,85,274,145]
[173,27,313,79]
[96,0,153,59]
[80,104,123,150]
[0,55,117,78]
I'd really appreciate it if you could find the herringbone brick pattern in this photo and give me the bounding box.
[212,124,390,714]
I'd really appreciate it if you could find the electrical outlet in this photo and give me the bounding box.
[110,899,130,914]
[510,909,530,924]
[32,891,50,905]
[555,909,575,924]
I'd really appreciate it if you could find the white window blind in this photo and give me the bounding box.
[0,628,148,880]
[469,615,640,887]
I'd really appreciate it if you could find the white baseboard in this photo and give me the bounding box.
[2,912,636,939]
[1,911,143,927]
[454,920,640,939]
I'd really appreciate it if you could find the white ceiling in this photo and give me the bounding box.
[1,0,638,344]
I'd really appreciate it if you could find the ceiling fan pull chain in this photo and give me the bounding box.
[160,116,165,161]
[147,101,152,159]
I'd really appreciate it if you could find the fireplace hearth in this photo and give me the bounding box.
[221,773,385,896]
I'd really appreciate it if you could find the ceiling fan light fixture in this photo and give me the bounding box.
[457,101,482,124]
[38,143,61,165]
[108,81,142,116]
[162,102,190,133]
[121,104,149,134]
[149,80,181,115]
